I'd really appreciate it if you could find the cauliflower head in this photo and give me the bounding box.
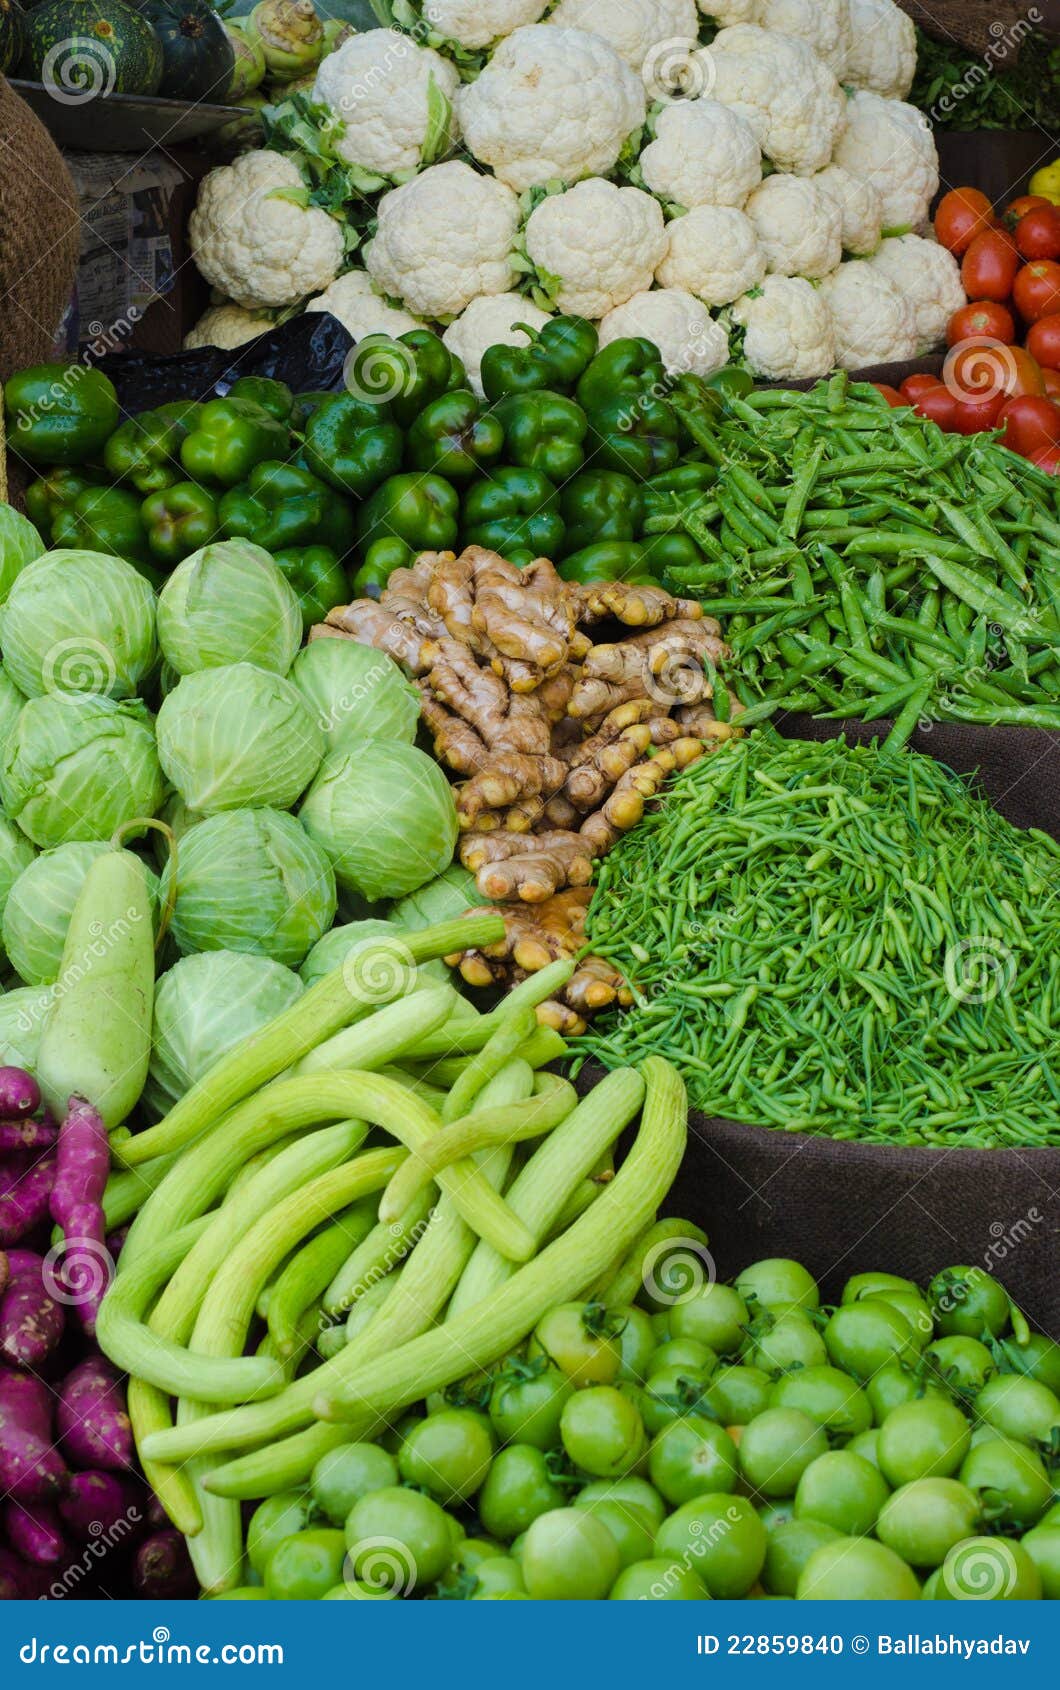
[546,0,698,74]
[183,303,275,351]
[707,24,847,175]
[867,234,966,353]
[818,261,917,369]
[732,275,836,380]
[312,30,459,179]
[845,0,916,99]
[813,163,883,257]
[599,289,729,377]
[365,161,520,320]
[656,205,766,305]
[744,175,842,279]
[424,0,549,51]
[755,0,851,77]
[458,25,646,193]
[524,179,667,318]
[442,294,552,396]
[833,92,939,232]
[638,99,762,209]
[697,0,759,19]
[188,151,344,310]
[305,269,424,338]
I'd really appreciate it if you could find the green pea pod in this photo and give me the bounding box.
[494,392,587,483]
[406,390,505,483]
[4,362,119,466]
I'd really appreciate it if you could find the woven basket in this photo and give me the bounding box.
[898,0,1042,57]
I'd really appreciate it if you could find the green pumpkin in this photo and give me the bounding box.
[20,0,163,95]
[0,0,26,76]
[137,0,234,101]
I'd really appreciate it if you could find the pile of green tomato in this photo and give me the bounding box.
[213,1257,1060,1602]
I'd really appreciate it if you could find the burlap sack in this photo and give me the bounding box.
[897,0,1055,58]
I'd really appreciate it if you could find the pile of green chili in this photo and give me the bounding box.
[662,375,1060,745]
[572,735,1060,1147]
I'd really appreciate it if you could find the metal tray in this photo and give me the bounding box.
[10,81,252,152]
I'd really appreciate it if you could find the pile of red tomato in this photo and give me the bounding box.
[873,186,1060,474]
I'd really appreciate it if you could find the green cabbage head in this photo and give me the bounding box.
[156,662,324,813]
[0,693,164,847]
[289,638,420,752]
[0,505,45,604]
[0,815,36,959]
[147,949,304,1114]
[157,540,302,676]
[0,549,157,698]
[0,984,54,1071]
[3,840,158,986]
[298,741,457,901]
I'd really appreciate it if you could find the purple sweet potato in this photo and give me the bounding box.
[58,1471,143,1539]
[56,1356,133,1472]
[0,1548,22,1601]
[132,1529,198,1600]
[50,1099,110,1335]
[0,1250,7,1298]
[0,1152,57,1247]
[0,1249,65,1368]
[4,1498,66,1565]
[0,1068,41,1118]
[105,1225,129,1263]
[0,1369,67,1502]
[0,1117,57,1152]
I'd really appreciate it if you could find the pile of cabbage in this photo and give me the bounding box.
[0,515,471,1112]
[186,1,961,382]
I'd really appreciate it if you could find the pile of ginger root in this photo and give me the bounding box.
[316,546,740,1032]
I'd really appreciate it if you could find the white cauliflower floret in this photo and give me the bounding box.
[312,30,459,179]
[546,0,698,72]
[639,100,762,209]
[818,261,917,369]
[188,151,343,310]
[697,0,759,19]
[813,164,883,257]
[845,0,916,99]
[183,303,276,351]
[833,92,939,232]
[425,0,549,51]
[524,180,667,319]
[442,295,552,396]
[732,275,836,380]
[656,206,766,305]
[364,161,519,320]
[458,26,646,193]
[598,289,729,377]
[305,269,424,338]
[867,234,966,353]
[744,176,842,279]
[708,24,847,176]
[755,0,851,77]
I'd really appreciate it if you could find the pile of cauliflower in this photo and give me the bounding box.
[187,0,964,384]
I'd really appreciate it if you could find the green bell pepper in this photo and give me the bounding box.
[350,538,413,600]
[24,466,103,533]
[142,481,219,567]
[180,398,290,487]
[218,460,355,555]
[461,466,565,561]
[346,331,465,428]
[3,363,120,467]
[558,470,642,554]
[51,485,155,572]
[705,366,754,400]
[642,533,709,576]
[480,316,599,401]
[103,402,202,495]
[356,473,460,555]
[556,542,652,585]
[495,392,587,483]
[291,390,335,430]
[585,394,680,480]
[406,390,505,484]
[272,545,348,629]
[575,338,666,412]
[227,376,294,421]
[302,394,404,498]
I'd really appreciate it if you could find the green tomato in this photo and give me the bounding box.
[847,1429,882,1468]
[247,1490,314,1580]
[648,1418,739,1506]
[532,1303,622,1385]
[878,1398,971,1485]
[640,1364,714,1435]
[470,1557,526,1598]
[574,1477,666,1533]
[922,1335,996,1395]
[655,1493,767,1598]
[824,1300,917,1381]
[311,1443,398,1526]
[264,1528,347,1601]
[769,1367,873,1439]
[560,1385,648,1477]
[995,1334,1060,1395]
[614,1305,658,1382]
[1021,1526,1060,1598]
[398,1410,495,1504]
[939,1535,1042,1599]
[869,1290,934,1347]
[578,1498,656,1570]
[876,1478,981,1568]
[321,1581,394,1600]
[975,1374,1060,1446]
[206,1588,269,1600]
[867,1363,947,1424]
[842,1272,918,1304]
[650,1338,716,1375]
[762,1519,841,1598]
[929,1266,1011,1339]
[958,1436,1053,1530]
[736,1258,819,1313]
[794,1451,890,1537]
[445,1537,505,1579]
[1041,1499,1060,1527]
[702,1364,773,1426]
[478,1444,566,1541]
[344,1487,454,1592]
[798,1536,921,1600]
[609,1558,709,1600]
[670,1284,749,1354]
[521,1507,620,1600]
[488,1359,573,1451]
[750,1310,828,1377]
[737,1408,829,1499]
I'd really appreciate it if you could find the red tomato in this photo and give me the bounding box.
[1013,260,1060,322]
[998,395,1060,455]
[961,229,1021,301]
[1043,368,1060,399]
[871,383,907,407]
[912,386,959,430]
[945,340,1044,402]
[900,373,945,400]
[1029,443,1060,474]
[935,187,995,255]
[1026,314,1060,370]
[1006,194,1053,221]
[946,302,1016,347]
[1015,205,1060,260]
[951,394,1006,434]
